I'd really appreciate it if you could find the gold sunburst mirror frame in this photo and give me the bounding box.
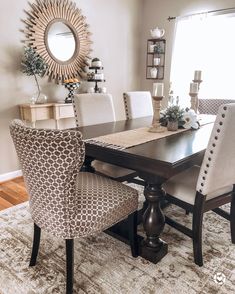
[22,0,92,83]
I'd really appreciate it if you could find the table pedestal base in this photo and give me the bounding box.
[140,239,168,263]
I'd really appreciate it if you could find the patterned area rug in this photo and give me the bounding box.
[0,187,234,293]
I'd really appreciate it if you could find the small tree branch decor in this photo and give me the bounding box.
[21,46,48,103]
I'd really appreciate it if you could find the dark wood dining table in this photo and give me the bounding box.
[76,116,214,264]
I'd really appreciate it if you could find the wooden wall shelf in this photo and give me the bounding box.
[146,39,166,80]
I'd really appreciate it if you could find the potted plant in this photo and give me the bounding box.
[163,105,185,131]
[21,46,48,104]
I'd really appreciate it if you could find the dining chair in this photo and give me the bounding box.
[10,119,139,294]
[198,98,234,115]
[162,103,235,266]
[123,91,153,119]
[72,93,137,181]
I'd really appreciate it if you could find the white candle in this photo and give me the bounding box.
[190,82,198,94]
[153,83,157,96]
[194,70,202,80]
[153,83,164,97]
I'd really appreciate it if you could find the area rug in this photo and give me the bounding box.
[0,187,234,294]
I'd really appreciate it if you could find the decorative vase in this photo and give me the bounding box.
[64,82,80,103]
[30,92,47,104]
[150,67,158,78]
[167,120,178,131]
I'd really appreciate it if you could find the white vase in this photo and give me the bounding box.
[150,67,158,78]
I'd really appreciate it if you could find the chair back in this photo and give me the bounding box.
[198,99,234,115]
[123,91,153,119]
[196,103,235,195]
[72,93,116,127]
[10,120,85,237]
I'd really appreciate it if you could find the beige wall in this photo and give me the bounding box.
[140,0,235,107]
[0,0,142,175]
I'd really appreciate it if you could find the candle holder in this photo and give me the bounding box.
[149,96,166,133]
[190,79,203,113]
[189,92,199,113]
[193,79,203,90]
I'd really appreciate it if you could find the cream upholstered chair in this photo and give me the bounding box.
[72,93,137,181]
[123,91,153,119]
[198,98,234,115]
[10,120,139,294]
[162,103,235,266]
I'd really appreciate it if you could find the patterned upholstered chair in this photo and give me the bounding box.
[72,93,137,181]
[123,91,153,119]
[10,120,139,294]
[198,98,235,115]
[162,103,235,266]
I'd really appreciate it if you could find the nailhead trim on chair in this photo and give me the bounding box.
[123,93,130,120]
[72,96,79,127]
[198,106,227,193]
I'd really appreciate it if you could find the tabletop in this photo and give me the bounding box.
[78,116,214,179]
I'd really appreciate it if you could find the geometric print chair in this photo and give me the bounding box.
[198,98,234,115]
[162,103,235,266]
[123,91,153,119]
[72,93,137,182]
[10,119,139,294]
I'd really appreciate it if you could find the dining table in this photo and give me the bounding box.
[76,115,215,264]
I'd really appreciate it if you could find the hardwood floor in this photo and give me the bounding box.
[0,177,28,211]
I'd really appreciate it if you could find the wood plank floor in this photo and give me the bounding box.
[0,177,28,211]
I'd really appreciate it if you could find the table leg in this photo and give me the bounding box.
[140,181,168,263]
[55,119,59,129]
[81,156,95,172]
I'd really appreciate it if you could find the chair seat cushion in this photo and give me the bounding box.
[162,166,233,205]
[92,160,136,179]
[71,172,138,238]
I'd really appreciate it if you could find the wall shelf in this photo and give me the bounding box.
[146,38,166,80]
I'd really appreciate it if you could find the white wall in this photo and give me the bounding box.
[140,0,235,107]
[0,0,142,175]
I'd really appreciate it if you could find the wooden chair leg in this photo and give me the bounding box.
[29,223,41,266]
[192,192,205,267]
[231,192,235,244]
[66,239,74,294]
[128,211,138,257]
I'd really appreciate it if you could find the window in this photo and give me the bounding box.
[170,12,235,107]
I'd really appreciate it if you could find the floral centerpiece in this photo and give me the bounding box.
[160,106,199,131]
[160,105,184,131]
[21,47,48,104]
[182,108,199,130]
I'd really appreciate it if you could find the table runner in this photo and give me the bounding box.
[85,114,215,150]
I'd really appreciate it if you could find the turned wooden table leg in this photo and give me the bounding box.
[140,181,168,263]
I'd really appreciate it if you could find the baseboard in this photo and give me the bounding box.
[0,170,22,183]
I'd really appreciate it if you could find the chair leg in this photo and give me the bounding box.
[231,191,235,244]
[128,211,138,257]
[29,223,41,266]
[66,239,74,294]
[192,192,205,267]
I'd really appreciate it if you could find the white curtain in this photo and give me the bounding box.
[170,12,235,107]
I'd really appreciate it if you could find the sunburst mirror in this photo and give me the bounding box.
[22,0,92,83]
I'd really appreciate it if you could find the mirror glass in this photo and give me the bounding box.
[47,22,76,62]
